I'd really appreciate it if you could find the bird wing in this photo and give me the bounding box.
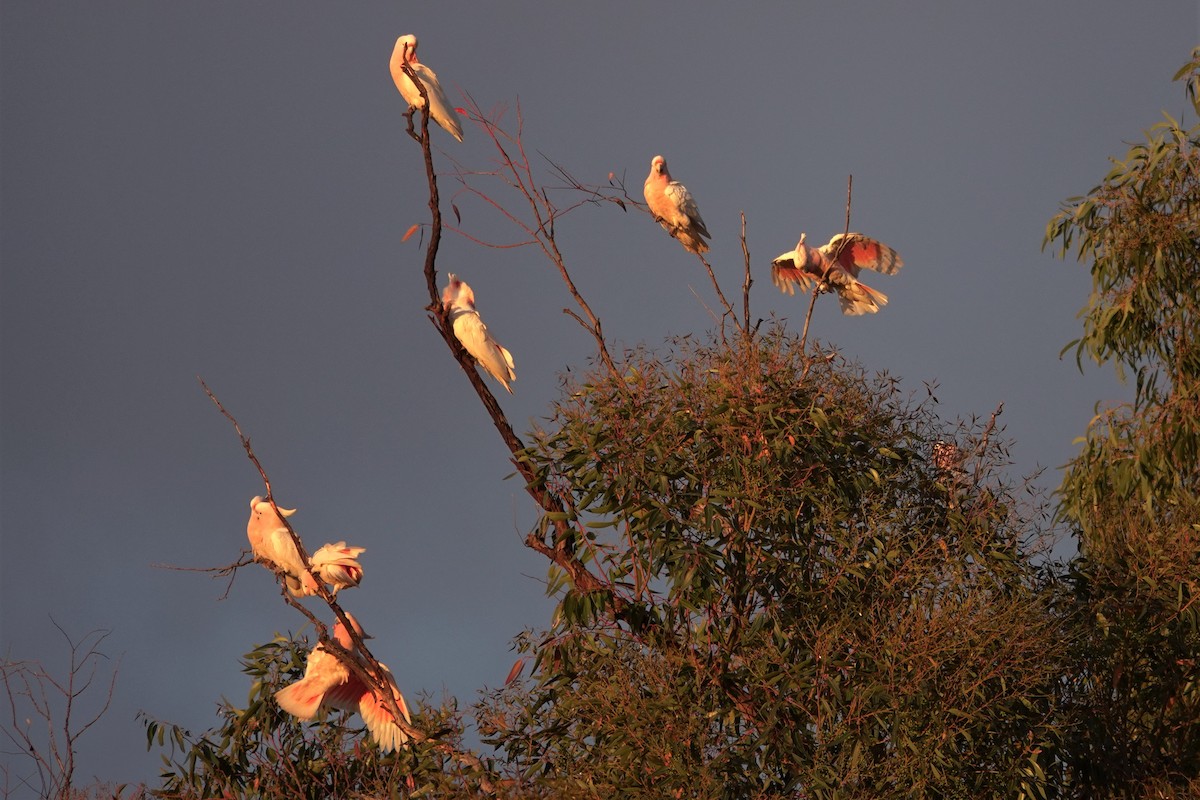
[664,181,710,239]
[451,308,515,393]
[264,527,306,575]
[824,233,903,277]
[357,666,412,753]
[322,668,412,752]
[770,248,817,295]
[409,62,464,142]
[263,527,318,594]
[275,647,349,720]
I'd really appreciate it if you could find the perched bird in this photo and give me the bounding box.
[246,496,319,595]
[442,273,516,393]
[310,541,366,595]
[275,614,413,752]
[389,34,464,142]
[643,155,711,254]
[770,233,903,315]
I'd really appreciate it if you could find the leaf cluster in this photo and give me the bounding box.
[484,325,1064,799]
[1045,47,1200,799]
[140,633,495,800]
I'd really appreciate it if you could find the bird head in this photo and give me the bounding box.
[396,34,419,63]
[442,273,475,311]
[250,495,296,518]
[650,155,668,177]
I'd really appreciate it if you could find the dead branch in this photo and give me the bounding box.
[697,252,737,340]
[741,212,753,339]
[152,552,254,600]
[442,97,618,376]
[0,621,118,800]
[403,90,627,616]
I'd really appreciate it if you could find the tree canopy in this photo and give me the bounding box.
[103,46,1200,800]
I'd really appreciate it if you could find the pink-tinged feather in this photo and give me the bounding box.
[643,155,711,254]
[388,34,464,142]
[770,232,903,315]
[311,541,366,594]
[246,497,319,594]
[274,616,413,752]
[443,274,516,392]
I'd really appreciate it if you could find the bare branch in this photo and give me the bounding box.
[152,552,254,600]
[1,622,119,800]
[741,212,753,339]
[696,252,737,339]
[443,97,618,376]
[402,92,628,616]
[843,174,854,238]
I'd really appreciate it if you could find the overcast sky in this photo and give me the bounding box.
[3,2,1198,792]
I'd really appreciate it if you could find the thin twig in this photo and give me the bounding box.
[799,175,854,359]
[444,98,618,377]
[697,252,737,340]
[153,553,254,600]
[0,622,118,799]
[740,212,752,339]
[971,403,1005,485]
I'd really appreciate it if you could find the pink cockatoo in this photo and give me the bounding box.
[389,34,464,143]
[310,541,366,595]
[643,155,711,254]
[274,614,413,752]
[770,233,903,315]
[442,273,516,393]
[246,496,319,595]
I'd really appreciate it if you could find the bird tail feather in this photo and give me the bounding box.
[837,280,888,315]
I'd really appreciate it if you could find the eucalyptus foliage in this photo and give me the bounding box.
[140,634,491,800]
[1045,48,1200,799]
[481,326,1063,799]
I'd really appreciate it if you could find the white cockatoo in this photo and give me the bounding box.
[643,155,711,254]
[274,614,413,752]
[310,541,366,595]
[770,233,903,315]
[389,34,464,143]
[442,273,516,393]
[246,496,319,595]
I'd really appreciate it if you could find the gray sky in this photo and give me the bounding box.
[2,1,1198,792]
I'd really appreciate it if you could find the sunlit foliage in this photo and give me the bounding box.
[1045,47,1200,800]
